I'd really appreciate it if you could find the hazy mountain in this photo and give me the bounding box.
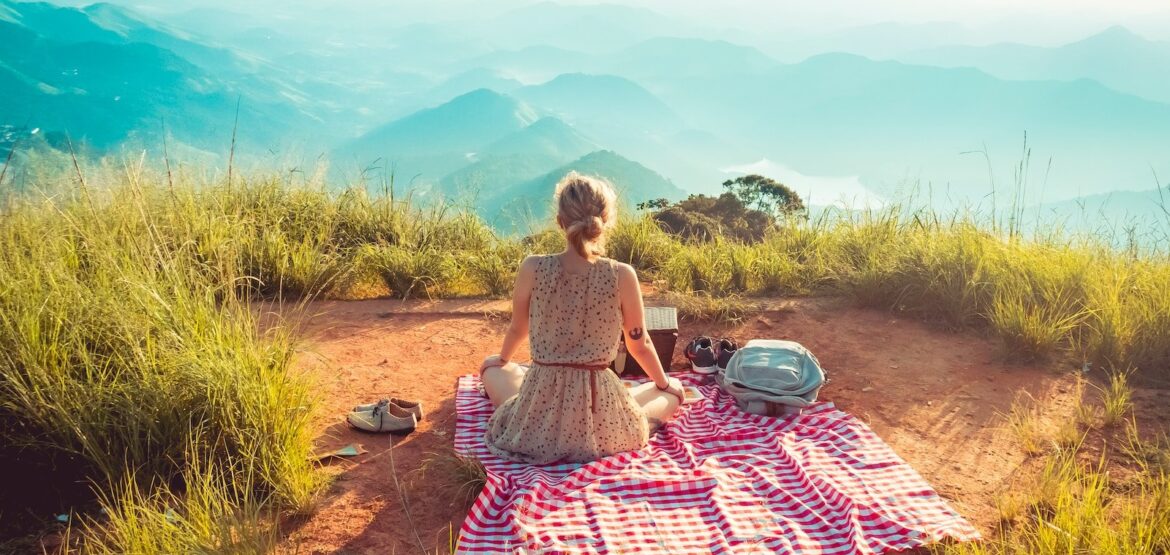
[370,69,526,126]
[605,37,779,82]
[456,45,592,82]
[483,150,685,232]
[1030,186,1170,241]
[429,69,524,104]
[485,2,698,53]
[0,0,349,155]
[514,72,746,192]
[899,26,1170,104]
[438,116,598,200]
[634,52,1170,201]
[81,3,259,71]
[336,89,540,183]
[1,3,266,151]
[773,21,980,61]
[481,116,597,158]
[456,38,780,94]
[9,0,1169,218]
[515,73,683,132]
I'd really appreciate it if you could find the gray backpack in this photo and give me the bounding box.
[715,339,827,416]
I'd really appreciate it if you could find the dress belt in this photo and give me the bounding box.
[533,359,610,413]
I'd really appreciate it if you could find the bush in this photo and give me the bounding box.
[607,215,679,274]
[464,240,526,297]
[652,192,775,243]
[239,227,348,298]
[361,244,462,299]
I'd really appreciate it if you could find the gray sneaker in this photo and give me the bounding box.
[685,336,718,374]
[716,338,739,370]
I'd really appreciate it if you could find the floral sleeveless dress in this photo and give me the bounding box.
[485,255,650,464]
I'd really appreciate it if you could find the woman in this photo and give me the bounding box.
[479,172,685,464]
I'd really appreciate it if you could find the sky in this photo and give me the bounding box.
[56,0,1170,43]
[577,0,1170,42]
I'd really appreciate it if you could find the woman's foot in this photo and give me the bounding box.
[481,363,528,407]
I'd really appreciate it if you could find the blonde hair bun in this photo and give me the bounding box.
[554,172,617,260]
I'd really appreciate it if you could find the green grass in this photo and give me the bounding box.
[1099,371,1134,427]
[0,170,326,550]
[22,168,1160,379]
[936,439,1170,555]
[1001,395,1045,456]
[940,373,1168,555]
[662,291,758,325]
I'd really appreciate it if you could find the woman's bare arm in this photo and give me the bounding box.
[497,256,538,363]
[616,263,676,391]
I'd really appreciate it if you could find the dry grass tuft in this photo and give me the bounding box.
[663,291,758,325]
[416,447,488,510]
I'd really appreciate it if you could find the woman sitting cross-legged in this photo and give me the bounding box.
[479,172,685,465]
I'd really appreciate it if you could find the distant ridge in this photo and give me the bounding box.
[898,25,1170,104]
[427,69,523,105]
[609,37,779,78]
[437,116,598,200]
[483,150,684,232]
[339,89,540,178]
[516,73,682,130]
[482,116,598,158]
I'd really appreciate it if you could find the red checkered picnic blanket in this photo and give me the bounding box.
[455,373,979,554]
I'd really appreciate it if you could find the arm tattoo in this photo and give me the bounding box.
[629,327,644,340]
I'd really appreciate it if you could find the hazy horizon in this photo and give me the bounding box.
[45,0,1170,43]
[3,0,1170,233]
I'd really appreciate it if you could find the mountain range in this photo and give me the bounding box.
[899,26,1170,105]
[2,0,1168,235]
[338,89,684,224]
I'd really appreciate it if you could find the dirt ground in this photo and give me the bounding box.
[273,294,1169,555]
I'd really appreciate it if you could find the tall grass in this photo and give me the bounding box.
[942,379,1170,555]
[0,170,326,549]
[646,207,1170,373]
[12,165,1169,372]
[938,439,1170,555]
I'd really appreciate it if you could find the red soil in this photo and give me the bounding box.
[274,295,1167,554]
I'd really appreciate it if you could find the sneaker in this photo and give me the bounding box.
[716,338,738,370]
[346,400,417,434]
[353,398,388,413]
[353,398,424,421]
[684,336,718,374]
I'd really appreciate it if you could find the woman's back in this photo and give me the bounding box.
[528,254,622,366]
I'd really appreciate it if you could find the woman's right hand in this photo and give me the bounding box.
[480,354,505,373]
[657,376,686,403]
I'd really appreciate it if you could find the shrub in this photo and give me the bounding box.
[361,244,461,299]
[465,241,526,297]
[239,227,348,298]
[607,215,679,274]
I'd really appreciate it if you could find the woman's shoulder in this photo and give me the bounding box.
[602,257,637,280]
[519,254,548,272]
